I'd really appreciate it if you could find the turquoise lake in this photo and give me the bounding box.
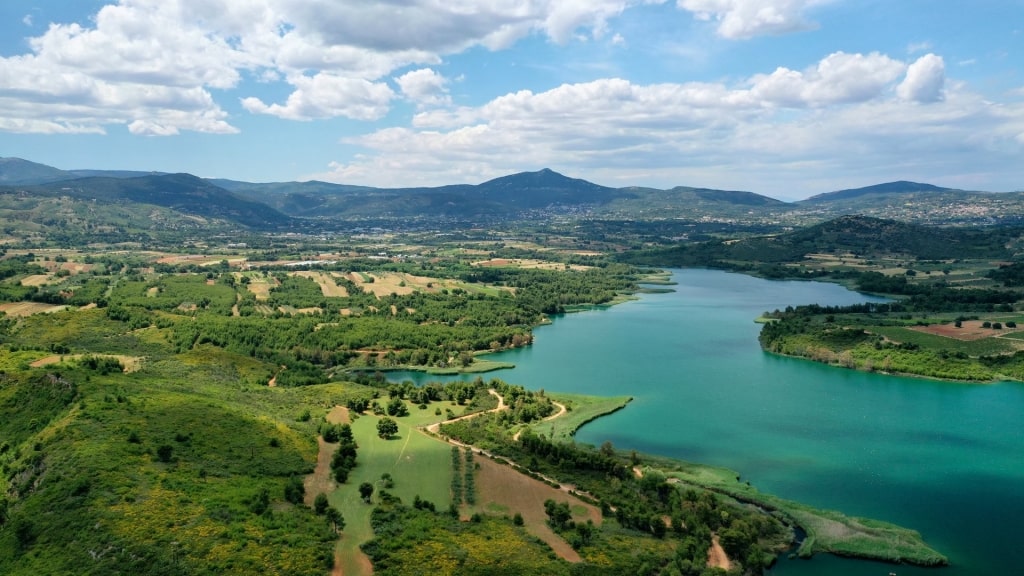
[393,269,1024,574]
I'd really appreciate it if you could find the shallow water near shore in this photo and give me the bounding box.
[396,269,1024,574]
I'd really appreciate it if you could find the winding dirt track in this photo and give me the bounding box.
[511,400,566,442]
[425,395,600,507]
[425,389,507,434]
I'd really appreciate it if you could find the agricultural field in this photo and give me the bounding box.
[0,301,65,317]
[870,325,1024,356]
[473,454,600,562]
[290,271,349,297]
[472,257,590,271]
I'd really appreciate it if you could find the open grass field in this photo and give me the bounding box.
[869,325,1023,356]
[528,393,632,443]
[910,319,1024,341]
[472,258,590,271]
[20,274,52,287]
[29,353,145,372]
[347,271,466,298]
[289,271,349,297]
[0,348,51,371]
[243,274,276,300]
[154,254,243,267]
[0,301,66,316]
[327,403,455,576]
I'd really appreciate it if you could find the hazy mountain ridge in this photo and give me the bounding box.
[803,181,953,203]
[1,171,292,229]
[2,156,1021,229]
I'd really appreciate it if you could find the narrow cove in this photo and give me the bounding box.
[394,269,1024,574]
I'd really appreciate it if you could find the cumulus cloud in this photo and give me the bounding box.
[677,0,829,39]
[395,68,451,108]
[242,73,393,120]
[750,52,906,107]
[309,51,1024,196]
[898,54,946,103]
[0,0,665,133]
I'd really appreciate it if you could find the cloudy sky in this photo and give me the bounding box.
[0,1,1021,200]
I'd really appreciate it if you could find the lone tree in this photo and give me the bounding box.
[325,506,345,534]
[359,482,374,503]
[377,417,398,439]
[314,493,329,515]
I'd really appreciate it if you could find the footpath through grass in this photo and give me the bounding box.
[326,401,458,576]
[527,393,632,443]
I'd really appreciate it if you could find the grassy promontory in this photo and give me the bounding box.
[442,387,947,570]
[526,393,632,443]
[641,458,947,566]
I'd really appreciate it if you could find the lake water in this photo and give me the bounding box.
[394,269,1024,575]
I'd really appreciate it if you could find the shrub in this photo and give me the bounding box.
[156,444,174,463]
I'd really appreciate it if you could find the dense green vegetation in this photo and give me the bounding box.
[620,215,1023,272]
[1,211,985,574]
[439,411,790,573]
[758,279,1024,381]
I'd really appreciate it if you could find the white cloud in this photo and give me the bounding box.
[242,73,394,120]
[22,14,33,27]
[395,68,451,108]
[677,0,829,39]
[750,51,906,107]
[0,0,658,133]
[898,54,945,102]
[310,51,1024,197]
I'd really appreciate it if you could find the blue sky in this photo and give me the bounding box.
[0,1,1021,200]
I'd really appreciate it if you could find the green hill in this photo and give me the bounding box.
[620,215,1022,267]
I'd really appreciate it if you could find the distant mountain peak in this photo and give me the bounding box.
[0,157,72,184]
[804,181,952,203]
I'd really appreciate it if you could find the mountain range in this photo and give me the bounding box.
[1,156,1021,232]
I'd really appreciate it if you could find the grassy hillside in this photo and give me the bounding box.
[0,344,346,575]
[621,215,1023,269]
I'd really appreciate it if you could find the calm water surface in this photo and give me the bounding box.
[397,269,1024,575]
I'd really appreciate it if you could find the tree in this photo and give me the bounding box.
[386,397,408,417]
[359,482,374,503]
[314,493,329,515]
[544,499,573,530]
[156,444,174,463]
[325,506,345,533]
[377,417,398,439]
[284,476,305,504]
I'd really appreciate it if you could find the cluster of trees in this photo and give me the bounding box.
[437,412,787,574]
[493,382,557,424]
[988,262,1024,287]
[322,422,358,482]
[515,429,630,478]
